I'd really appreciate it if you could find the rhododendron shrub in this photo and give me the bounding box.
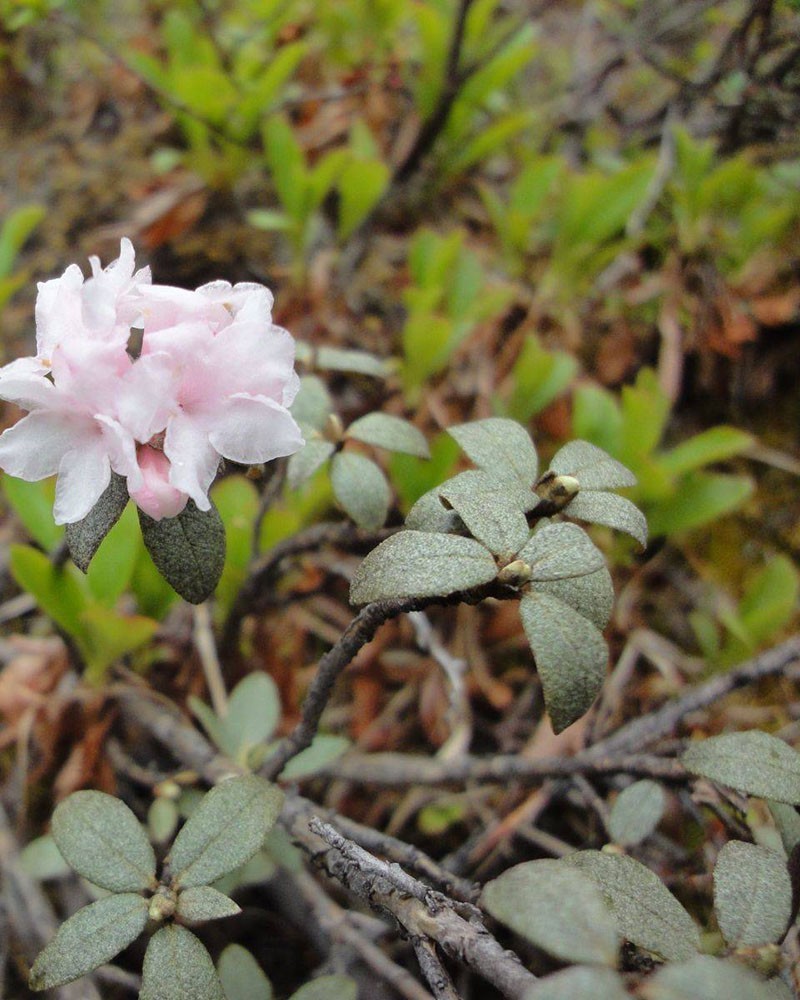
[0,240,303,601]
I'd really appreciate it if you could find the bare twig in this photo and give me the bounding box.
[294,817,538,1000]
[412,938,460,1000]
[193,602,228,718]
[259,581,516,781]
[313,750,686,786]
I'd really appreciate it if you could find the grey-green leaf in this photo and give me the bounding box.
[532,565,614,629]
[567,850,700,960]
[405,488,463,533]
[51,790,156,892]
[29,893,148,991]
[167,776,284,888]
[713,841,792,947]
[20,834,70,881]
[350,530,498,605]
[290,975,358,1000]
[280,734,350,779]
[519,592,608,733]
[641,955,776,1000]
[223,672,282,759]
[448,418,539,487]
[682,731,800,805]
[66,472,129,573]
[482,860,619,966]
[517,522,606,580]
[289,375,333,430]
[140,926,225,1000]
[609,780,666,846]
[548,440,636,489]
[523,966,630,1000]
[138,499,226,604]
[331,451,391,531]
[315,346,392,378]
[176,885,242,924]
[439,469,531,557]
[218,944,273,1000]
[346,413,429,457]
[287,438,335,489]
[768,800,800,854]
[563,491,648,547]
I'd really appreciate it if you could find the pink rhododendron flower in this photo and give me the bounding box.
[0,240,303,524]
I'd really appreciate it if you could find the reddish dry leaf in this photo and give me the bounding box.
[0,637,68,743]
[53,710,116,799]
[418,666,450,748]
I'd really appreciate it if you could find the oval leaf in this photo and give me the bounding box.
[405,488,463,534]
[713,841,792,947]
[346,413,429,458]
[290,976,358,1000]
[350,530,498,605]
[223,672,282,758]
[517,522,605,580]
[176,885,242,924]
[140,925,225,1000]
[523,966,629,1000]
[29,894,148,990]
[439,469,532,556]
[641,955,776,1000]
[138,499,226,604]
[448,418,539,487]
[519,591,608,733]
[289,375,333,430]
[287,438,335,489]
[609,780,666,846]
[548,440,636,489]
[567,850,700,961]
[51,790,156,892]
[563,491,648,547]
[331,451,391,531]
[532,564,614,629]
[482,860,619,966]
[682,731,800,805]
[66,472,130,573]
[167,775,284,888]
[218,944,273,1000]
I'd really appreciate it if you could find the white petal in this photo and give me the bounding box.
[208,394,304,465]
[0,411,81,480]
[164,414,219,509]
[0,359,55,409]
[96,414,143,491]
[54,442,112,524]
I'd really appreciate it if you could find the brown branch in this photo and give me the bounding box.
[297,816,538,1000]
[258,581,516,781]
[313,750,686,787]
[587,634,800,758]
[393,0,476,184]
[411,938,460,1000]
[220,521,396,658]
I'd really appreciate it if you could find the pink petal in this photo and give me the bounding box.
[164,413,219,510]
[208,394,304,465]
[0,358,56,409]
[208,319,297,400]
[116,352,177,443]
[128,446,188,520]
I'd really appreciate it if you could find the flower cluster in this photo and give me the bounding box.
[0,240,304,524]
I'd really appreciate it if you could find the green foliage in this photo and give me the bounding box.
[217,945,273,1000]
[690,556,800,668]
[572,368,753,538]
[30,776,282,996]
[0,203,45,308]
[2,476,63,551]
[401,229,513,393]
[608,780,666,847]
[497,334,579,422]
[712,841,792,948]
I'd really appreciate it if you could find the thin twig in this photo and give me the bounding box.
[412,937,460,1000]
[314,750,686,786]
[292,816,537,1000]
[258,581,516,781]
[192,602,228,718]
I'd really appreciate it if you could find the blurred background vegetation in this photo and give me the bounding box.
[0,0,799,993]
